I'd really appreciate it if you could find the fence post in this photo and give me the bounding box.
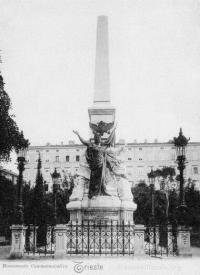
[167,225,173,255]
[134,224,146,256]
[9,225,27,259]
[155,225,160,253]
[29,225,38,252]
[54,224,67,258]
[177,226,192,257]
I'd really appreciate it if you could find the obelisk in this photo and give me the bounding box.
[67,16,137,226]
[88,16,115,126]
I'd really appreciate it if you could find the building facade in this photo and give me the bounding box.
[0,167,18,184]
[24,140,200,190]
[24,17,200,191]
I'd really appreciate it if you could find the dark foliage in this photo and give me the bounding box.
[0,74,29,161]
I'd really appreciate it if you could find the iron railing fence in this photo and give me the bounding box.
[25,224,55,257]
[66,220,135,256]
[0,224,11,246]
[22,221,178,257]
[145,224,178,257]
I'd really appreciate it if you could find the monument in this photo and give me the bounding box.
[67,16,137,224]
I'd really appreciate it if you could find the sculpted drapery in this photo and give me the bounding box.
[73,122,121,198]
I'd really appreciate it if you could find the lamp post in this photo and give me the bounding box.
[51,169,61,225]
[16,148,27,224]
[173,128,190,225]
[173,129,192,256]
[10,148,28,258]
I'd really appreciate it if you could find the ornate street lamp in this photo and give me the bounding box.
[16,148,27,224]
[51,169,61,225]
[173,128,190,224]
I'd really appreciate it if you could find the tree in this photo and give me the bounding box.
[0,73,29,161]
[32,155,46,224]
[151,167,176,221]
[132,180,178,226]
[0,173,16,223]
[0,174,16,240]
[184,181,200,227]
[132,181,152,225]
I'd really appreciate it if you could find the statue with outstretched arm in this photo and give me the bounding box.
[73,129,109,198]
[73,130,90,146]
[72,126,119,199]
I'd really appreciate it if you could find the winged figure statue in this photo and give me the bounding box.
[89,121,114,136]
[73,123,119,198]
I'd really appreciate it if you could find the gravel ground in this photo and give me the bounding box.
[0,246,200,260]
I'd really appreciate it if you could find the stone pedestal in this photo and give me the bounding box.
[9,225,27,259]
[54,224,67,258]
[134,224,146,256]
[177,226,192,257]
[67,195,136,224]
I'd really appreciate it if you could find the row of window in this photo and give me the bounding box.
[57,155,80,162]
[36,155,80,163]
[36,149,80,152]
[127,155,175,161]
[128,158,143,160]
[127,147,173,151]
[126,166,199,176]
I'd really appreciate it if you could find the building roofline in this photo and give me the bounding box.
[0,167,18,177]
[28,144,86,149]
[126,142,200,146]
[27,141,200,150]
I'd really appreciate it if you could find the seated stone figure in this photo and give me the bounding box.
[117,175,133,202]
[69,175,85,202]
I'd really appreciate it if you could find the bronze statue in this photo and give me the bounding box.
[73,122,120,198]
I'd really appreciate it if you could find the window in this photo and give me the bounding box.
[139,158,142,160]
[171,153,176,161]
[56,150,59,152]
[160,147,164,149]
[128,148,131,151]
[139,148,142,151]
[193,167,198,174]
[55,156,59,162]
[128,158,132,161]
[137,166,144,176]
[76,149,79,152]
[66,156,69,162]
[46,159,49,162]
[76,155,80,162]
[46,150,49,152]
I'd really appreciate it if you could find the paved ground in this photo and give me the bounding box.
[1,246,200,260]
[0,246,10,259]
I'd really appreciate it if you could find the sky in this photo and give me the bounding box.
[1,0,200,170]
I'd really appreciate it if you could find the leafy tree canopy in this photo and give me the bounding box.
[0,73,29,161]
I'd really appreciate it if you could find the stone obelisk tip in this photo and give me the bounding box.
[88,16,115,126]
[94,15,110,105]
